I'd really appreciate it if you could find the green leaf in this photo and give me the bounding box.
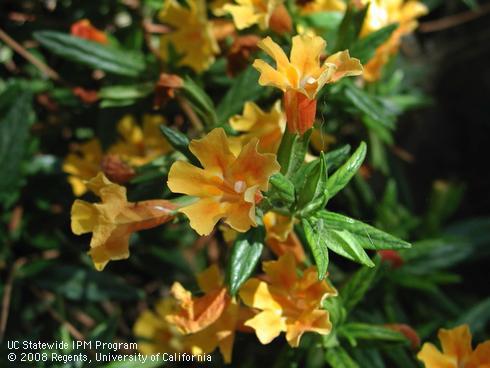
[182,76,217,126]
[325,144,351,171]
[325,229,375,267]
[333,4,369,51]
[315,210,411,250]
[325,347,360,368]
[33,31,145,77]
[268,173,296,206]
[350,24,398,64]
[341,260,379,312]
[99,83,153,100]
[455,297,490,334]
[344,82,396,129]
[302,217,329,279]
[159,125,200,166]
[216,66,263,122]
[326,142,367,199]
[0,88,33,208]
[226,228,264,296]
[35,265,143,301]
[339,323,407,345]
[277,129,312,178]
[298,152,328,210]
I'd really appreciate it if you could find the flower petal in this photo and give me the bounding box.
[180,198,229,236]
[253,59,290,91]
[197,264,223,293]
[438,324,473,362]
[167,160,224,197]
[263,252,297,290]
[417,343,456,368]
[467,341,490,368]
[244,310,286,344]
[290,34,326,78]
[189,128,236,173]
[239,278,283,311]
[324,50,363,83]
[71,200,97,234]
[285,309,331,347]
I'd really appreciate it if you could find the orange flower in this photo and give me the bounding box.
[167,128,280,236]
[418,324,490,368]
[253,35,362,134]
[360,0,428,81]
[159,0,219,73]
[133,299,188,354]
[263,212,305,262]
[229,101,285,154]
[70,19,108,44]
[71,173,176,270]
[239,252,336,346]
[63,138,104,196]
[166,265,252,363]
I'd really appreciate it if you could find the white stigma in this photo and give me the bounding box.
[234,180,247,193]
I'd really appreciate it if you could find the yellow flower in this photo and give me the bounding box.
[239,252,337,346]
[159,0,219,73]
[133,299,188,354]
[223,0,284,30]
[229,101,285,154]
[166,265,252,363]
[253,35,362,133]
[71,173,176,270]
[109,114,171,167]
[167,128,280,236]
[417,324,490,368]
[63,138,103,196]
[359,0,428,81]
[299,0,346,13]
[263,212,306,263]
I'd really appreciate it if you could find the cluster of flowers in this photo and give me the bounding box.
[67,0,490,366]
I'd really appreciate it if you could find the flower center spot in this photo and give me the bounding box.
[233,180,247,193]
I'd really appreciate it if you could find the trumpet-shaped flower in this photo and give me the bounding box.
[417,324,490,368]
[166,265,252,363]
[109,114,171,167]
[63,138,104,196]
[223,0,284,30]
[253,35,362,134]
[229,101,285,154]
[159,0,219,73]
[239,252,337,346]
[263,212,305,262]
[71,173,176,270]
[167,128,280,236]
[133,299,188,354]
[359,0,428,81]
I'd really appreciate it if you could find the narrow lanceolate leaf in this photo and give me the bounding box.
[98,83,153,100]
[298,152,328,210]
[341,259,380,312]
[326,141,366,200]
[324,144,351,171]
[0,88,33,208]
[34,31,145,77]
[216,66,263,122]
[350,23,398,64]
[339,323,407,344]
[325,347,360,368]
[226,230,264,296]
[277,129,312,178]
[159,126,200,166]
[268,173,295,205]
[325,229,375,267]
[315,210,411,249]
[302,217,329,279]
[182,77,217,126]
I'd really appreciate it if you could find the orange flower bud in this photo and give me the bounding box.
[71,19,108,44]
[284,89,317,134]
[269,4,292,34]
[100,154,136,184]
[379,250,404,268]
[385,324,420,349]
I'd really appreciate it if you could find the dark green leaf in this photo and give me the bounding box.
[33,31,145,77]
[159,125,200,166]
[298,152,328,209]
[324,229,375,267]
[325,347,360,368]
[350,24,398,64]
[302,217,329,279]
[182,76,217,126]
[268,173,296,205]
[334,4,369,51]
[277,129,312,178]
[455,297,490,334]
[99,83,153,100]
[326,142,366,199]
[216,66,263,122]
[341,260,379,312]
[226,228,264,296]
[339,323,407,345]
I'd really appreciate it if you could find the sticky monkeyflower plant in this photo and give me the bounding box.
[8,1,489,367]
